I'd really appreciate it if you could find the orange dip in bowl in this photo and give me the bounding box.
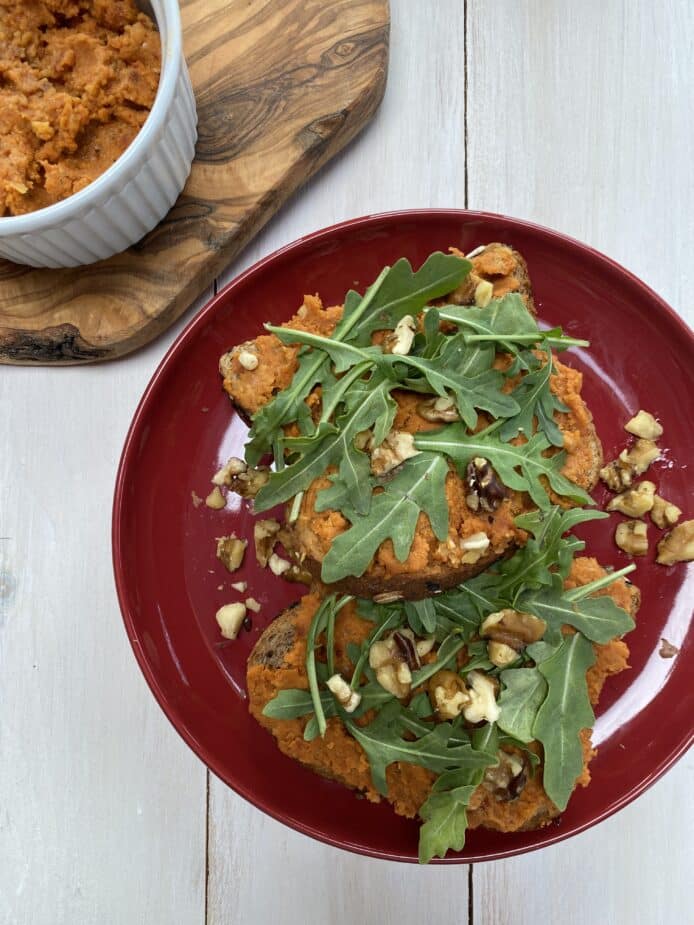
[0,0,161,216]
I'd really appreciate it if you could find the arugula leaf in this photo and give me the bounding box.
[262,688,336,721]
[499,348,569,447]
[265,325,386,374]
[431,588,487,636]
[245,351,331,465]
[321,452,450,583]
[244,253,421,464]
[460,638,494,673]
[415,426,593,509]
[437,294,589,354]
[497,668,548,743]
[254,378,396,513]
[417,723,499,863]
[493,507,607,598]
[418,783,478,863]
[344,253,472,345]
[387,352,519,430]
[345,702,492,796]
[404,599,438,634]
[532,633,595,811]
[410,635,469,688]
[519,573,635,644]
[305,596,336,737]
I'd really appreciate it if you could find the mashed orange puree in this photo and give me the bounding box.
[247,559,634,832]
[0,0,160,215]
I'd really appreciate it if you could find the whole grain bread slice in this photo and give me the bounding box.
[219,243,602,600]
[246,564,640,835]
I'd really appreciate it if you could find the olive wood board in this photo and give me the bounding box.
[0,0,389,365]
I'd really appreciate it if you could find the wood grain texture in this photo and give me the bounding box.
[0,0,389,366]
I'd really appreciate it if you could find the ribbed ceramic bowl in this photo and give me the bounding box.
[0,0,197,268]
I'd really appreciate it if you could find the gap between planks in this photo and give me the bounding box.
[202,16,475,910]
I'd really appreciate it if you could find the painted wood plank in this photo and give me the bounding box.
[208,4,471,920]
[467,0,694,323]
[0,297,212,924]
[467,0,693,920]
[474,753,694,925]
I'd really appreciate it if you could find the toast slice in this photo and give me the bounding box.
[247,559,640,834]
[220,244,602,599]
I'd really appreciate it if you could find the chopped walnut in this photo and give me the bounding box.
[369,629,432,699]
[205,487,226,510]
[216,535,247,572]
[212,456,247,485]
[282,563,313,585]
[487,640,519,668]
[238,349,259,370]
[659,638,680,659]
[370,431,421,476]
[383,315,417,356]
[482,751,527,801]
[620,439,660,473]
[428,669,471,719]
[465,457,507,512]
[326,674,361,713]
[213,457,270,499]
[253,519,281,567]
[615,520,649,556]
[600,439,660,490]
[650,494,682,529]
[480,609,546,649]
[459,531,491,564]
[462,671,500,724]
[606,480,656,517]
[474,279,494,308]
[656,519,694,565]
[417,395,461,423]
[268,553,291,576]
[624,410,663,441]
[215,602,247,640]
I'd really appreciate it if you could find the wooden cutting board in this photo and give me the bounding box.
[0,0,389,365]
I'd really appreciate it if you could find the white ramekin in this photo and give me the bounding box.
[0,0,197,268]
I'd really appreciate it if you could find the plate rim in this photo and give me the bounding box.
[112,208,694,863]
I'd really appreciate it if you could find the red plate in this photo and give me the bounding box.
[113,210,694,863]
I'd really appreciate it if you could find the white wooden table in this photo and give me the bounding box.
[1,2,692,922]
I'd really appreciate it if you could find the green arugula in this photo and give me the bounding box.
[418,723,499,863]
[385,352,519,430]
[305,595,352,737]
[437,294,588,354]
[321,452,450,583]
[343,252,472,345]
[497,668,548,743]
[244,350,332,465]
[532,633,596,811]
[498,347,569,447]
[519,571,636,645]
[253,377,396,513]
[345,702,492,796]
[414,426,592,510]
[245,252,466,464]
